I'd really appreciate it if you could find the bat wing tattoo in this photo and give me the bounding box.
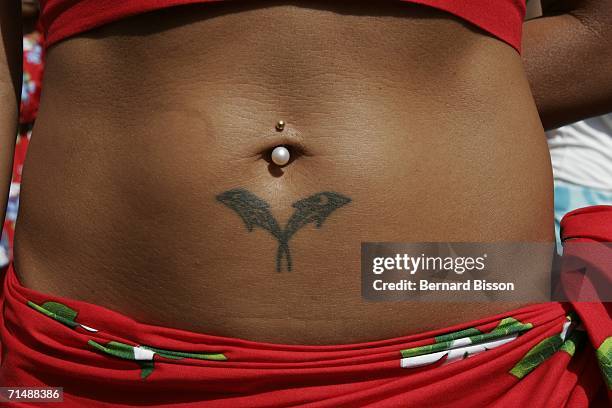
[216,189,283,240]
[216,188,351,272]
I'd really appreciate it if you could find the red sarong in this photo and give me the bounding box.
[1,207,610,407]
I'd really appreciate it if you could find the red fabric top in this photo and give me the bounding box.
[38,0,526,52]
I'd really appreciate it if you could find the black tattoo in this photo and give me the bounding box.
[216,189,351,272]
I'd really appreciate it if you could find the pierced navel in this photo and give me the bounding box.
[276,120,286,132]
[271,145,290,166]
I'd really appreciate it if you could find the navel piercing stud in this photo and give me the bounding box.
[271,146,290,166]
[271,121,289,166]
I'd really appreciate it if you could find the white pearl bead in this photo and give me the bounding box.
[271,146,290,166]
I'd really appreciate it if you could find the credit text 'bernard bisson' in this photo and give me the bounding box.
[371,254,515,292]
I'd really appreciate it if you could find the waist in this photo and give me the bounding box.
[13,1,554,343]
[15,117,554,343]
[1,259,577,407]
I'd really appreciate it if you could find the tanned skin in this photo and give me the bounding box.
[0,0,606,344]
[523,0,612,130]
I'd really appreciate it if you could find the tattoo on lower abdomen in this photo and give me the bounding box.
[216,189,351,272]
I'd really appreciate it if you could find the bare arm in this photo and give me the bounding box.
[522,0,612,130]
[0,1,21,229]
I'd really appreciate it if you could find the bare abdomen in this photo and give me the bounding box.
[14,1,553,344]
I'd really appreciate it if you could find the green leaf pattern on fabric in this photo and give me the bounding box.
[139,361,155,379]
[27,298,226,380]
[142,345,228,361]
[27,301,98,332]
[29,297,599,384]
[509,334,564,379]
[40,301,77,321]
[467,318,533,344]
[509,315,582,380]
[88,340,227,379]
[435,327,482,343]
[401,340,453,359]
[596,337,611,390]
[401,317,532,359]
[400,317,533,368]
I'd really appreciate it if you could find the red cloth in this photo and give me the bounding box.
[20,32,45,125]
[561,205,612,244]
[561,206,612,354]
[0,206,609,407]
[1,31,43,267]
[38,0,526,52]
